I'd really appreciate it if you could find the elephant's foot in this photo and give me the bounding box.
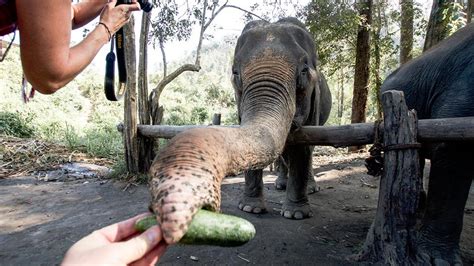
[281,200,312,219]
[238,195,267,214]
[274,175,287,190]
[416,232,463,265]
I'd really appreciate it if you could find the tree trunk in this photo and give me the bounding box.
[400,0,414,64]
[373,1,383,120]
[137,12,154,173]
[468,0,473,23]
[123,17,139,173]
[424,0,454,52]
[350,0,372,151]
[337,68,344,123]
[356,90,423,264]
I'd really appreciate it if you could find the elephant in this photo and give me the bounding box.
[148,17,331,244]
[380,23,474,264]
[234,18,332,219]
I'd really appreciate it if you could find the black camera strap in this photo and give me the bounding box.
[104,0,152,101]
[105,27,127,101]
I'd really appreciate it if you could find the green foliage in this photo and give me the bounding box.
[108,159,128,179]
[150,0,225,45]
[303,0,359,76]
[0,46,124,160]
[441,2,467,36]
[155,41,238,126]
[0,111,35,138]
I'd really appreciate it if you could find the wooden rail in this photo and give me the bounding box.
[134,116,474,147]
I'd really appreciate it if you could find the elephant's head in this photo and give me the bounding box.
[149,17,324,244]
[232,17,323,130]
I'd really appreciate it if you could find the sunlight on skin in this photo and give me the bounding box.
[222,175,278,185]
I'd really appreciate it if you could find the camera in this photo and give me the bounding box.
[117,0,153,13]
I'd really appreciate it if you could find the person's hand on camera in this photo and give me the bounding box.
[62,213,167,266]
[99,0,141,35]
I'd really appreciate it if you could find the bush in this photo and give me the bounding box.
[0,111,35,138]
[83,123,123,159]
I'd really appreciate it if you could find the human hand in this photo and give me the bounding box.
[99,0,141,35]
[62,213,167,266]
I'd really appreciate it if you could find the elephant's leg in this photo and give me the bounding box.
[275,148,318,194]
[281,145,313,219]
[239,169,267,214]
[274,151,289,190]
[417,143,473,265]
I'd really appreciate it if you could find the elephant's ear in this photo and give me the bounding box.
[308,71,321,126]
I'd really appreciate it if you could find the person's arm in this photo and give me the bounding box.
[71,1,109,29]
[16,0,140,94]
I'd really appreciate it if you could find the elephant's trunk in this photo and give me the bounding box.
[149,56,295,244]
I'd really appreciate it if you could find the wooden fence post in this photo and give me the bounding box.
[137,12,154,173]
[356,90,422,264]
[212,113,221,125]
[123,17,139,173]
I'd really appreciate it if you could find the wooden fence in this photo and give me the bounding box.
[135,115,474,146]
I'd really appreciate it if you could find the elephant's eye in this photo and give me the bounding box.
[301,65,309,75]
[232,67,241,79]
[232,69,242,90]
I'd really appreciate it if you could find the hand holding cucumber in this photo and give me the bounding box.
[62,208,255,265]
[62,213,167,266]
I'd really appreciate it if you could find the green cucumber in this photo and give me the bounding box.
[134,209,256,247]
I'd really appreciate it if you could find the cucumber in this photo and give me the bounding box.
[134,209,256,247]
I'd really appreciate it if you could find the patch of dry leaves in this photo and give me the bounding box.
[0,136,113,178]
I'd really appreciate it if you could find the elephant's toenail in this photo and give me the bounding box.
[243,205,253,212]
[294,212,303,219]
[283,210,292,218]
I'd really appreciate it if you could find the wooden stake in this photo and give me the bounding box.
[356,90,422,264]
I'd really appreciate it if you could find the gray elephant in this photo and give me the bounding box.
[148,17,331,244]
[233,18,332,219]
[380,23,474,264]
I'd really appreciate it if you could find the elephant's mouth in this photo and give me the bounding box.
[149,56,296,244]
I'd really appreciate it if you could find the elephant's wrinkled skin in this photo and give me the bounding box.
[381,23,474,264]
[233,18,331,219]
[148,17,329,244]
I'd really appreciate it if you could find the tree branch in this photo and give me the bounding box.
[224,5,269,22]
[158,32,167,78]
[203,0,229,32]
[155,64,200,98]
[194,0,209,67]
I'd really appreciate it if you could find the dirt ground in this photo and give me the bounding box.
[1,152,473,265]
